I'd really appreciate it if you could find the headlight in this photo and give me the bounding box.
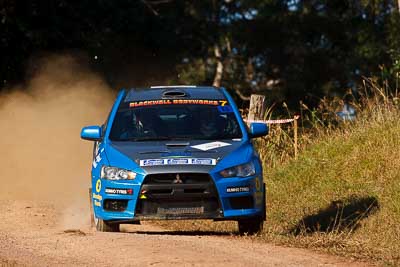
[101,166,136,180]
[219,162,256,178]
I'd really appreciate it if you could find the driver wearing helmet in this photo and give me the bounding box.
[199,109,222,138]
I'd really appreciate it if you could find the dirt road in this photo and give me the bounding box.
[0,200,370,267]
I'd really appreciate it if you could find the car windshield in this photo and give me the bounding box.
[109,104,242,141]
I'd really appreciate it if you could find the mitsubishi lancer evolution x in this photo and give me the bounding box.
[81,85,268,235]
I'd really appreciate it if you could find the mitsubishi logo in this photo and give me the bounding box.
[173,174,183,184]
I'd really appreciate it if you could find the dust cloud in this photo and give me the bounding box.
[0,55,114,228]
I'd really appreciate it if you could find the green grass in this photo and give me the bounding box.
[264,109,400,264]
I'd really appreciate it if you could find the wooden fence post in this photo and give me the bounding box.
[293,115,299,159]
[247,94,266,121]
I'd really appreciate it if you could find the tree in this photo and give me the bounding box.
[1,0,399,108]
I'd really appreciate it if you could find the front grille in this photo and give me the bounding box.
[145,173,210,184]
[135,173,221,218]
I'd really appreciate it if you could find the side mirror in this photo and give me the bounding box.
[81,125,102,141]
[249,122,269,138]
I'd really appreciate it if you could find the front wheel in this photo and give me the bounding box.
[90,188,120,232]
[238,217,264,235]
[238,184,266,235]
[95,218,120,232]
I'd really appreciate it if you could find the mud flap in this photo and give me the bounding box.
[263,183,266,221]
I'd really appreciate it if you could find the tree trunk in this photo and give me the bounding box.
[398,0,400,13]
[213,44,223,87]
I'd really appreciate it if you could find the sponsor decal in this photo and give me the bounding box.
[191,158,215,165]
[190,141,231,151]
[92,193,102,201]
[140,158,216,167]
[167,158,189,165]
[129,99,228,108]
[141,159,164,166]
[105,188,133,195]
[226,186,250,193]
[95,179,102,193]
[219,100,228,106]
[94,200,101,207]
[92,153,102,168]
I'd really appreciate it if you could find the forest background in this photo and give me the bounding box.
[1,0,399,109]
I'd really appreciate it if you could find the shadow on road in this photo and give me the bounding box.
[123,229,234,236]
[290,195,379,235]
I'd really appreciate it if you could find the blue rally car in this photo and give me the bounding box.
[81,86,268,235]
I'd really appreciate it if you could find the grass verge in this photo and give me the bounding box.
[263,107,400,265]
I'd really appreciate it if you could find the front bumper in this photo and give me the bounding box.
[92,173,264,222]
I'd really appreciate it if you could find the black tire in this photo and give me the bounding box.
[238,183,266,235]
[238,216,264,235]
[95,218,120,232]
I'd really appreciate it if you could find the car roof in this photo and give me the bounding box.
[124,86,226,102]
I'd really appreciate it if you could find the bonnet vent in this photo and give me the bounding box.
[162,90,187,98]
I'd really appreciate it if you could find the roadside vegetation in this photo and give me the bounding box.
[261,83,400,265]
[157,76,400,265]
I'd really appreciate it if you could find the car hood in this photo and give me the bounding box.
[109,139,252,174]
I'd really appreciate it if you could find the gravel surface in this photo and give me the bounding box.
[0,200,371,266]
